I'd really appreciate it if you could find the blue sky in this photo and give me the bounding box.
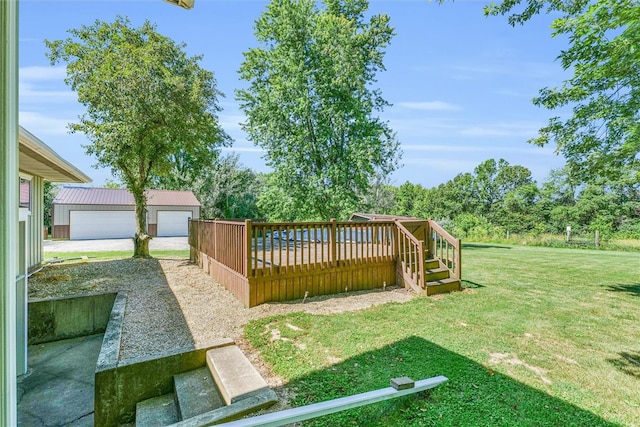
[19,0,570,188]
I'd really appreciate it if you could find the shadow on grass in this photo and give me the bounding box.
[609,351,640,379]
[606,283,640,297]
[462,243,511,250]
[274,336,617,427]
[461,279,485,289]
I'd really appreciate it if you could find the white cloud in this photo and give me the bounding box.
[20,66,67,81]
[218,113,245,132]
[396,101,461,111]
[20,82,77,103]
[221,146,264,153]
[458,122,541,138]
[19,111,74,136]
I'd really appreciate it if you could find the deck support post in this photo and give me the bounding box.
[244,219,252,278]
[329,218,337,267]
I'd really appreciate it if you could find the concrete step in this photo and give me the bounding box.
[136,393,179,427]
[424,258,440,270]
[425,267,450,281]
[174,367,225,420]
[426,277,461,296]
[206,345,271,405]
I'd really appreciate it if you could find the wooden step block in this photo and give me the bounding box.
[425,267,450,281]
[426,277,461,296]
[424,259,440,269]
[136,393,179,427]
[174,367,225,420]
[206,346,270,405]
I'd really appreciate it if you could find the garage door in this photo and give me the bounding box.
[70,211,135,240]
[157,211,193,237]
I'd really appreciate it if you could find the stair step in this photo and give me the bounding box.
[424,259,440,269]
[136,393,179,427]
[174,367,225,420]
[425,267,450,281]
[426,277,461,296]
[206,345,271,405]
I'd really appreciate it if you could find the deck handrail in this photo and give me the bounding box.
[395,220,425,290]
[428,219,462,280]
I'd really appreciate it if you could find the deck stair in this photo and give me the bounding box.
[135,344,278,426]
[424,258,461,296]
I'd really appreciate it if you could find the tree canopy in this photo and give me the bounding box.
[485,0,640,180]
[46,16,230,256]
[237,0,401,221]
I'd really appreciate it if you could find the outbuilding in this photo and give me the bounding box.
[52,187,201,240]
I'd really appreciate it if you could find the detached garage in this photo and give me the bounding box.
[52,187,200,240]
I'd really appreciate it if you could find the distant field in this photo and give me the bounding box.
[245,244,640,426]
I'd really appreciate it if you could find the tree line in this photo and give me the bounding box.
[46,0,640,256]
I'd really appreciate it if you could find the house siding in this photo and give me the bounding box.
[28,175,43,270]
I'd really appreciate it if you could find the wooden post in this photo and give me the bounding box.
[213,218,219,262]
[329,219,337,267]
[595,230,599,248]
[418,240,425,289]
[245,219,252,277]
[456,238,462,280]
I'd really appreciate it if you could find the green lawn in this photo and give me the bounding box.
[43,249,190,263]
[245,244,640,426]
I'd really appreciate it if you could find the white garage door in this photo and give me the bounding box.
[157,211,193,237]
[70,210,136,240]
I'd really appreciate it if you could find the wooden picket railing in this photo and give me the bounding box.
[396,221,425,292]
[428,220,462,280]
[189,218,460,307]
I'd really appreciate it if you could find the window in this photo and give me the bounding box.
[19,178,30,209]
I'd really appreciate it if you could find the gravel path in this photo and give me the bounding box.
[29,257,415,362]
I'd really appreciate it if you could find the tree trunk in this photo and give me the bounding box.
[132,188,151,258]
[133,233,151,258]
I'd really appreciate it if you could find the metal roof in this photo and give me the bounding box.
[349,213,418,221]
[53,187,201,206]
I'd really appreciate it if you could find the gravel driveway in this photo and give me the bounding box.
[43,236,189,252]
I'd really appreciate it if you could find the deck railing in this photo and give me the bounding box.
[396,221,425,291]
[189,219,248,275]
[189,218,460,306]
[247,220,396,278]
[428,219,462,280]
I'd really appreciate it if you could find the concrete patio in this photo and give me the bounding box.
[17,334,103,426]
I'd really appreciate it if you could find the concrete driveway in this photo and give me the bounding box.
[43,236,189,252]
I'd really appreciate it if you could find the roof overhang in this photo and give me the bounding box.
[18,126,92,183]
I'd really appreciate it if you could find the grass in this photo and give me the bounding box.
[43,249,190,263]
[244,243,640,426]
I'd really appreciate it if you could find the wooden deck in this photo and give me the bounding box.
[189,219,460,307]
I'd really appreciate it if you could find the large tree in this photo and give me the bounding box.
[237,0,401,221]
[46,17,229,256]
[485,0,640,180]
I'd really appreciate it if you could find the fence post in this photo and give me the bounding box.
[213,219,219,261]
[245,219,252,277]
[329,218,337,267]
[595,230,599,248]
